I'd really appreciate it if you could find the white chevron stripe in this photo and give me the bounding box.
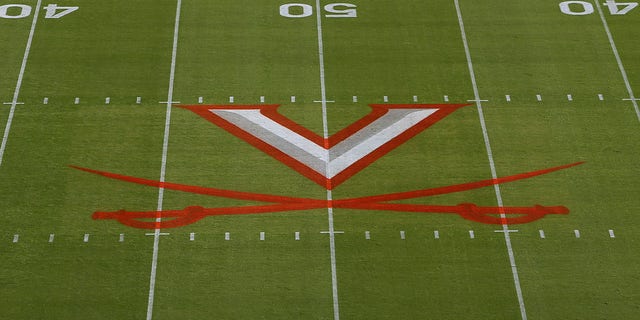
[211,108,437,178]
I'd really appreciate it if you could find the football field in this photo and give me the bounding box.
[1,1,639,319]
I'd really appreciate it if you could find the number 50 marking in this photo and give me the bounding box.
[280,3,357,18]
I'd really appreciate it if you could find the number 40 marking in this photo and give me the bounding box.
[560,1,638,15]
[0,3,78,19]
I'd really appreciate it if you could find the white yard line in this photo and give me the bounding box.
[146,0,182,319]
[0,0,42,168]
[453,1,527,319]
[593,0,640,123]
[314,1,340,319]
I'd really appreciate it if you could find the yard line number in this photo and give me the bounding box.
[0,3,78,19]
[560,1,638,15]
[280,3,357,18]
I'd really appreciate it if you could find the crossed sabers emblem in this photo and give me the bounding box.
[71,162,581,229]
[72,103,583,229]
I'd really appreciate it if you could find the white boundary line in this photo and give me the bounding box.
[453,1,527,319]
[314,1,340,319]
[0,0,42,168]
[146,0,182,319]
[593,0,640,123]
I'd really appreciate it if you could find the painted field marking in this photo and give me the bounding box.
[74,97,80,105]
[574,230,581,238]
[536,94,542,102]
[291,95,296,103]
[260,96,265,103]
[383,95,389,102]
[43,97,48,104]
[49,234,55,243]
[83,234,90,242]
[495,229,518,233]
[434,230,439,239]
[598,94,604,101]
[609,229,615,238]
[320,231,344,234]
[594,0,640,122]
[506,94,511,102]
[0,0,42,168]
[567,94,573,101]
[13,234,19,243]
[413,95,418,102]
[159,101,180,104]
[365,231,370,239]
[105,97,110,104]
[444,95,449,102]
[315,0,340,317]
[225,232,230,240]
[145,233,170,236]
[455,1,527,318]
[352,96,357,102]
[3,102,24,105]
[260,231,265,241]
[295,231,300,240]
[189,232,195,241]
[119,233,125,242]
[136,96,142,104]
[469,230,475,239]
[539,230,546,239]
[198,96,203,104]
[400,230,405,239]
[467,99,489,103]
[147,1,182,319]
[229,96,234,103]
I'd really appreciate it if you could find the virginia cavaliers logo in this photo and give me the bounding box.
[72,103,583,229]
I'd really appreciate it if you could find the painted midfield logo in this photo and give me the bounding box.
[72,103,582,229]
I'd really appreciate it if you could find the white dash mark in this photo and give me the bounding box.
[225,232,230,241]
[365,231,370,240]
[49,234,55,243]
[189,232,195,241]
[539,230,545,239]
[119,234,125,242]
[383,95,388,102]
[444,95,449,102]
[536,94,542,102]
[574,230,581,238]
[198,96,203,104]
[609,229,615,238]
[567,94,573,101]
[295,231,300,241]
[13,234,19,243]
[260,231,265,241]
[352,96,357,103]
[105,97,110,104]
[400,230,405,240]
[260,96,265,103]
[434,230,440,239]
[506,95,511,102]
[413,95,418,102]
[74,97,80,105]
[598,94,604,101]
[136,96,142,104]
[229,96,234,103]
[469,230,475,239]
[83,233,90,242]
[291,96,296,103]
[43,97,48,104]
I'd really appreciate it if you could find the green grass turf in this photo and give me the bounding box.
[1,0,639,319]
